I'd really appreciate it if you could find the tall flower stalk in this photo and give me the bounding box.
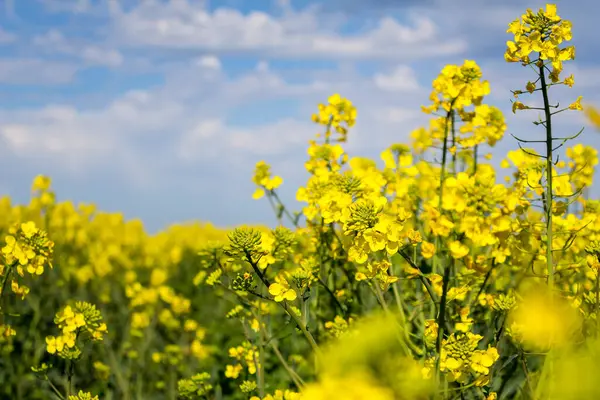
[505,4,581,397]
[505,4,579,292]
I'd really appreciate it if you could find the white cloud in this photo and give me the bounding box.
[0,58,78,84]
[256,61,269,72]
[194,55,221,70]
[0,112,117,173]
[33,29,67,49]
[33,29,124,67]
[110,2,467,60]
[178,119,224,160]
[177,117,315,162]
[0,64,315,178]
[374,66,420,92]
[0,57,425,183]
[81,46,123,67]
[38,0,92,14]
[371,107,421,124]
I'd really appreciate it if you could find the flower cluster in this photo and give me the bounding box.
[423,332,499,387]
[311,93,357,143]
[1,221,54,300]
[226,341,260,379]
[178,372,213,399]
[505,4,574,80]
[46,302,107,359]
[252,161,284,200]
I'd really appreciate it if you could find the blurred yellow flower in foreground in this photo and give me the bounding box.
[508,285,582,350]
[309,313,434,399]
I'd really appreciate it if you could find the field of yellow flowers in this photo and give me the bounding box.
[3,3,600,400]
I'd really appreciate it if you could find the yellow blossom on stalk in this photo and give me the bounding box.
[93,361,111,381]
[505,4,574,82]
[355,259,399,291]
[569,95,583,110]
[324,315,354,339]
[227,341,259,376]
[424,331,499,387]
[1,221,54,277]
[458,104,507,147]
[455,307,474,333]
[31,175,52,192]
[305,142,346,174]
[268,274,297,302]
[47,302,107,358]
[380,144,413,170]
[318,188,353,224]
[341,196,408,263]
[46,333,75,354]
[311,93,357,143]
[423,205,454,238]
[10,280,30,299]
[424,320,438,348]
[252,161,283,200]
[410,127,433,154]
[449,241,469,259]
[225,364,242,379]
[421,241,435,259]
[55,305,86,333]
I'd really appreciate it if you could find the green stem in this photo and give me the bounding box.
[287,302,320,355]
[433,109,453,275]
[539,58,555,399]
[0,262,14,313]
[46,377,66,400]
[257,316,266,398]
[269,340,305,389]
[435,260,452,382]
[316,276,345,316]
[451,110,457,174]
[105,339,131,399]
[539,63,554,294]
[168,368,176,400]
[65,360,73,398]
[389,258,423,356]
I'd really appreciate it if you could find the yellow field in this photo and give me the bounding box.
[2,3,600,400]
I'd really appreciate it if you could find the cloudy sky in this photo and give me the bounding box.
[0,0,598,233]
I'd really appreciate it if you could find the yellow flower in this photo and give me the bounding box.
[32,175,52,192]
[20,221,38,238]
[508,286,582,350]
[225,364,242,379]
[421,241,435,259]
[568,95,583,110]
[449,241,469,259]
[268,275,297,302]
[302,373,395,400]
[46,335,65,354]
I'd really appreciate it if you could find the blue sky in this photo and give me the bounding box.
[1,0,599,233]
